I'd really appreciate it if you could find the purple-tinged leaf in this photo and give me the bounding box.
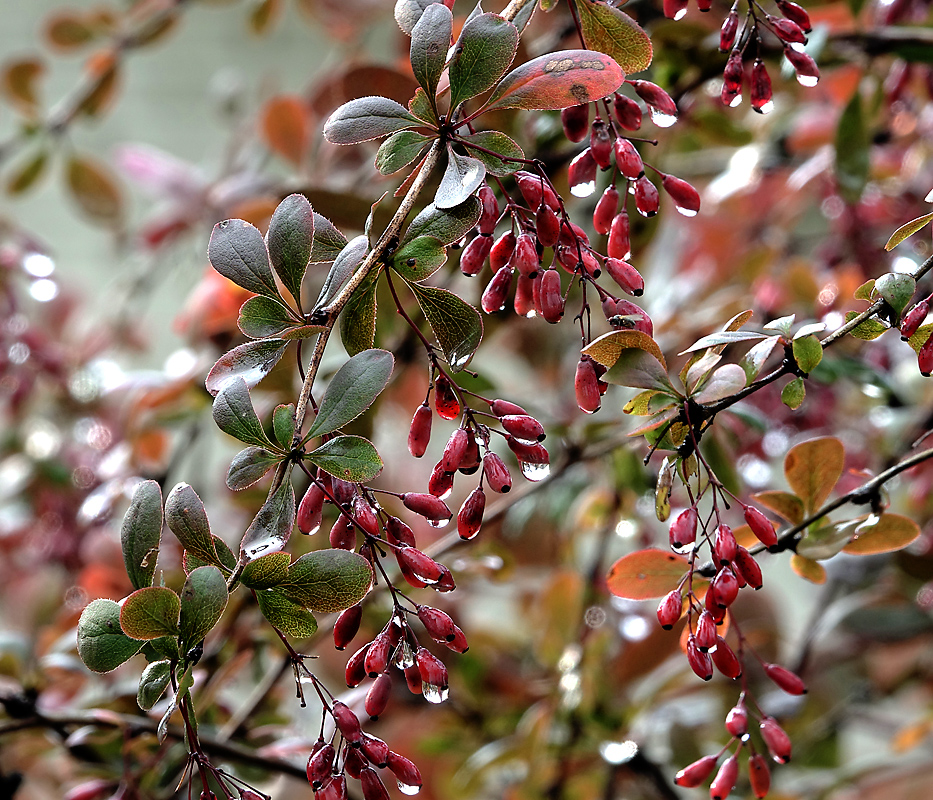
[212,376,275,447]
[206,339,288,396]
[460,130,524,176]
[449,13,519,110]
[411,3,452,100]
[324,96,421,145]
[267,193,314,303]
[208,218,279,298]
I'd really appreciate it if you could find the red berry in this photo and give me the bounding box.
[709,754,738,800]
[568,148,597,198]
[748,753,771,798]
[417,605,456,641]
[785,47,820,86]
[604,258,644,296]
[331,701,362,745]
[364,672,392,719]
[575,357,601,414]
[714,524,737,565]
[317,775,348,800]
[482,265,514,314]
[613,137,644,180]
[434,376,460,420]
[722,50,744,107]
[695,610,717,651]
[360,734,390,767]
[540,268,564,323]
[769,14,806,44]
[345,643,369,687]
[500,414,545,442]
[710,567,739,608]
[760,717,792,763]
[561,103,589,142]
[750,60,773,114]
[725,703,748,736]
[657,589,683,629]
[920,334,933,376]
[590,120,613,169]
[593,185,620,234]
[634,176,659,217]
[364,629,393,677]
[744,505,778,548]
[608,210,631,260]
[613,93,642,131]
[663,0,688,20]
[343,743,367,778]
[458,428,481,473]
[720,6,738,50]
[670,507,698,550]
[711,636,742,678]
[297,483,325,535]
[386,751,423,792]
[510,232,539,278]
[404,664,422,694]
[515,171,559,210]
[385,516,416,547]
[478,184,499,235]
[396,546,445,583]
[415,646,449,697]
[687,635,714,680]
[906,301,933,339]
[505,435,549,465]
[764,662,807,695]
[351,495,379,536]
[535,203,561,247]
[402,492,452,522]
[408,402,432,458]
[674,755,718,788]
[329,514,356,550]
[441,428,469,473]
[661,173,700,216]
[630,80,678,126]
[307,743,336,789]
[777,0,811,30]
[460,234,492,276]
[428,460,454,499]
[734,546,763,589]
[334,603,362,650]
[490,231,516,271]
[483,452,512,493]
[491,398,527,416]
[359,767,390,800]
[457,486,485,540]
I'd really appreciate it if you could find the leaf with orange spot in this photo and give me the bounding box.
[606,549,688,600]
[261,95,310,167]
[78,50,120,117]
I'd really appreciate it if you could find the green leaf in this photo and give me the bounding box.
[324,96,421,145]
[797,520,858,561]
[781,376,805,409]
[622,389,675,416]
[226,446,282,491]
[583,329,667,370]
[179,566,228,647]
[835,90,870,205]
[784,436,844,515]
[77,599,145,673]
[410,2,452,100]
[486,49,625,111]
[763,314,795,336]
[241,552,291,589]
[375,130,433,175]
[306,435,384,482]
[885,212,933,251]
[792,334,823,374]
[402,197,482,245]
[854,279,875,301]
[238,295,297,338]
[844,311,888,341]
[392,235,448,281]
[273,404,295,449]
[267,193,313,303]
[408,87,437,125]
[606,549,687,599]
[121,479,162,591]
[740,335,781,384]
[575,0,652,74]
[7,147,49,195]
[206,339,288,396]
[314,235,369,312]
[679,330,767,355]
[212,377,274,447]
[604,348,675,392]
[395,0,439,35]
[256,588,319,638]
[120,587,181,640]
[310,212,348,263]
[307,349,395,437]
[754,490,805,525]
[874,272,916,317]
[280,549,373,612]
[208,219,279,299]
[409,282,483,370]
[436,146,485,210]
[184,535,236,575]
[460,130,524,177]
[693,364,746,403]
[240,472,296,561]
[449,13,519,110]
[165,483,220,567]
[137,660,172,711]
[340,272,379,357]
[158,663,194,742]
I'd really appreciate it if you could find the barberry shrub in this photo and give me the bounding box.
[2,0,933,798]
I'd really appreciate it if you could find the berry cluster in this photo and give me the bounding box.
[899,293,933,374]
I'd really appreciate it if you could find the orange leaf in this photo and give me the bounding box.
[65,153,123,225]
[842,513,920,555]
[790,554,826,585]
[78,50,121,117]
[784,436,844,514]
[753,490,805,525]
[261,95,309,167]
[583,329,666,371]
[44,10,96,51]
[606,549,688,600]
[0,57,45,115]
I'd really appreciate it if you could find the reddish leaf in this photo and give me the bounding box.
[0,57,45,115]
[575,0,653,75]
[784,436,844,514]
[753,490,805,525]
[842,513,920,555]
[583,329,667,370]
[607,549,688,599]
[261,95,310,167]
[65,153,124,225]
[790,554,826,585]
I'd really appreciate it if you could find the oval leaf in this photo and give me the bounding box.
[583,329,667,370]
[679,330,767,356]
[486,49,625,111]
[460,130,524,176]
[395,0,439,35]
[241,552,292,589]
[138,660,172,711]
[212,376,274,447]
[306,435,384,482]
[885,211,933,251]
[77,599,145,673]
[843,513,920,555]
[206,339,288,396]
[576,0,652,74]
[410,2,452,99]
[449,13,519,110]
[781,376,806,409]
[693,364,746,403]
[273,404,295,449]
[784,436,844,514]
[310,212,349,263]
[179,566,228,647]
[165,483,220,567]
[375,130,433,175]
[875,272,916,318]
[121,479,163,590]
[208,219,279,298]
[392,235,448,281]
[226,446,282,491]
[740,335,781,384]
[256,588,319,638]
[120,587,181,640]
[606,549,688,600]
[790,554,827,585]
[753,490,805,525]
[436,147,485,210]
[307,349,395,437]
[260,95,308,167]
[65,153,123,225]
[280,549,373,613]
[410,282,483,370]
[314,235,369,312]
[237,296,296,339]
[792,335,822,374]
[402,196,482,245]
[240,474,296,561]
[324,96,421,145]
[340,273,379,357]
[267,193,314,303]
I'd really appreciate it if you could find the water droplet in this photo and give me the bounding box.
[523,309,536,319]
[796,74,818,87]
[393,641,415,669]
[729,95,743,108]
[570,180,595,198]
[671,541,696,556]
[303,522,321,536]
[673,7,687,19]
[519,461,550,481]
[649,109,677,128]
[427,516,450,529]
[674,205,698,217]
[422,682,449,703]
[397,782,421,796]
[757,100,774,114]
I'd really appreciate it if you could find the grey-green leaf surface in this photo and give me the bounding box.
[310,212,348,263]
[280,549,373,612]
[307,349,395,437]
[267,193,314,304]
[436,146,485,210]
[314,235,369,312]
[206,339,288,397]
[375,130,433,175]
[401,197,482,246]
[77,599,145,673]
[226,446,282,491]
[410,2,453,100]
[273,404,295,449]
[137,660,172,711]
[392,235,448,281]
[208,219,279,298]
[306,435,384,482]
[240,474,296,561]
[339,272,379,357]
[459,130,524,176]
[324,96,421,145]
[178,566,228,647]
[241,552,291,589]
[121,479,162,591]
[212,376,274,447]
[448,13,518,111]
[410,282,483,370]
[165,483,219,567]
[835,90,869,205]
[238,295,297,339]
[256,589,319,638]
[395,0,441,35]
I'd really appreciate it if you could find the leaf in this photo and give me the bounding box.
[835,90,869,205]
[575,0,652,74]
[460,130,524,176]
[273,404,295,449]
[764,314,795,336]
[158,663,193,742]
[740,335,781,384]
[340,272,379,357]
[280,549,373,612]
[77,50,120,118]
[307,349,394,437]
[844,311,888,341]
[753,490,805,525]
[77,599,145,673]
[402,197,482,245]
[256,589,319,638]
[679,330,767,355]
[241,552,291,589]
[44,10,95,50]
[408,87,437,125]
[121,480,163,591]
[178,566,228,647]
[395,0,440,35]
[855,279,875,301]
[240,474,295,561]
[886,212,933,251]
[486,49,625,112]
[606,549,688,599]
[6,147,50,195]
[184,535,236,575]
[449,13,519,110]
[684,351,721,394]
[212,377,274,447]
[267,193,314,303]
[604,349,674,392]
[310,212,348,262]
[410,2,453,100]
[226,447,282,491]
[796,520,859,560]
[324,96,421,145]
[137,660,172,711]
[784,436,845,514]
[280,324,327,340]
[623,389,675,416]
[583,329,667,370]
[165,483,220,567]
[693,364,746,403]
[874,273,916,317]
[375,130,433,175]
[790,554,826,585]
[206,339,288,396]
[792,335,822,374]
[409,282,483,370]
[1,57,45,115]
[781,376,805,409]
[260,95,308,167]
[314,235,369,312]
[208,219,279,299]
[436,146,485,210]
[237,296,296,338]
[65,154,123,225]
[120,587,181,640]
[392,236,448,281]
[306,435,384,482]
[842,513,920,555]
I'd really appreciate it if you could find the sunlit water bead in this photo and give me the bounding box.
[22,252,54,277]
[648,107,677,127]
[570,179,596,198]
[674,204,698,218]
[397,781,421,796]
[796,73,819,87]
[30,279,58,302]
[393,640,415,670]
[670,540,697,556]
[519,461,549,481]
[426,515,450,529]
[421,682,449,704]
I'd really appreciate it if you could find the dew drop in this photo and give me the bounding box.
[426,516,451,529]
[649,108,678,128]
[673,8,687,19]
[393,641,416,669]
[570,180,596,198]
[397,782,421,796]
[757,100,775,114]
[519,461,550,481]
[422,682,449,703]
[729,95,743,108]
[796,74,819,87]
[523,309,536,319]
[303,522,321,536]
[674,205,698,217]
[671,541,697,556]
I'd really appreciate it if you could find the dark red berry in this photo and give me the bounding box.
[657,588,683,629]
[593,185,620,234]
[460,234,492,276]
[722,50,744,107]
[408,402,432,458]
[364,672,392,719]
[568,148,597,197]
[720,7,738,51]
[490,231,516,271]
[575,357,601,414]
[764,662,807,694]
[457,486,485,540]
[674,755,718,787]
[590,120,613,169]
[660,174,700,216]
[760,717,792,763]
[535,203,561,247]
[750,60,773,113]
[331,701,362,745]
[604,258,644,295]
[608,209,631,260]
[613,93,642,130]
[614,138,644,179]
[297,483,325,535]
[477,184,499,235]
[561,103,590,142]
[307,743,336,789]
[540,268,564,323]
[744,505,778,548]
[333,604,362,650]
[434,376,460,420]
[483,452,512,493]
[634,175,659,217]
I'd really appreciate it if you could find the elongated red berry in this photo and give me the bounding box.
[661,174,700,216]
[604,258,644,295]
[402,492,452,522]
[614,138,644,179]
[307,743,336,789]
[785,47,820,86]
[417,605,457,641]
[907,300,933,339]
[483,452,512,493]
[750,60,773,114]
[404,664,423,693]
[769,14,806,44]
[710,754,738,800]
[457,487,485,540]
[330,514,355,550]
[365,629,393,678]
[674,755,718,788]
[331,701,362,745]
[920,334,933,376]
[695,610,717,651]
[687,635,714,681]
[711,636,742,679]
[317,775,348,800]
[764,662,807,694]
[608,209,631,260]
[630,80,678,127]
[714,524,737,565]
[540,268,564,323]
[663,0,688,20]
[482,265,514,314]
[634,175,659,217]
[510,232,539,278]
[725,703,748,736]
[491,398,526,416]
[536,203,561,247]
[500,414,545,442]
[710,567,739,608]
[478,184,499,235]
[561,103,589,142]
[434,376,460,420]
[590,120,613,169]
[734,546,763,588]
[360,766,390,800]
[722,50,744,107]
[490,231,516,271]
[720,6,738,51]
[396,546,445,583]
[297,483,326,535]
[345,643,369,687]
[441,428,469,473]
[670,507,698,550]
[386,516,416,547]
[657,589,683,629]
[344,744,367,778]
[748,753,771,798]
[360,734,390,768]
[568,149,597,198]
[777,0,811,30]
[516,171,559,210]
[594,185,620,234]
[416,646,449,694]
[575,357,601,414]
[386,751,423,792]
[506,436,549,465]
[428,460,454,499]
[760,717,792,763]
[351,495,379,536]
[460,234,492,276]
[364,672,392,720]
[459,429,481,473]
[744,505,778,548]
[613,93,642,130]
[408,402,432,458]
[334,603,362,650]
